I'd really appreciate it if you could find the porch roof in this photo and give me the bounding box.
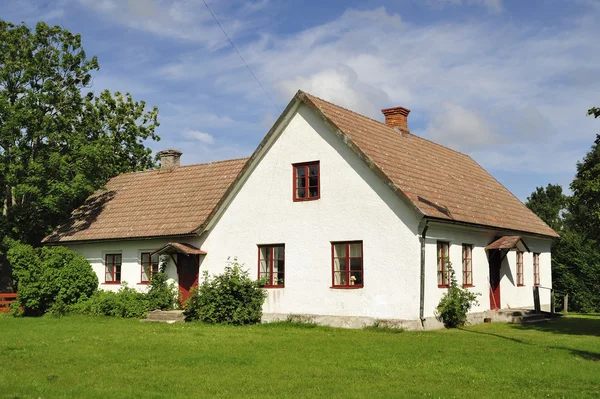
[151,242,207,257]
[485,235,530,252]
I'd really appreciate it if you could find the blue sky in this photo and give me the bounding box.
[2,0,600,201]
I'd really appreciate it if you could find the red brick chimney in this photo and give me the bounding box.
[381,106,411,134]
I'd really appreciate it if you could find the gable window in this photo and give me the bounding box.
[462,244,473,287]
[259,245,285,288]
[533,253,540,286]
[140,252,160,284]
[293,162,320,201]
[332,241,363,288]
[105,254,122,284]
[516,251,524,286]
[437,242,450,287]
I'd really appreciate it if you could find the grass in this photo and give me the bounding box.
[0,314,599,398]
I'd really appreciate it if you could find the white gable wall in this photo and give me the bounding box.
[199,103,423,320]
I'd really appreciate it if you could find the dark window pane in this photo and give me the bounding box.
[297,178,306,188]
[309,165,318,176]
[297,188,306,198]
[309,187,319,197]
[296,167,306,177]
[350,258,362,271]
[309,176,318,187]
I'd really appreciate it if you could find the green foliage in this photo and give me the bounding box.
[146,272,179,311]
[0,20,160,246]
[435,262,479,328]
[588,106,600,119]
[526,184,569,232]
[7,240,97,315]
[71,285,150,318]
[185,258,267,325]
[363,320,405,334]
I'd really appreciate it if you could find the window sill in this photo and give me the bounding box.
[330,286,363,289]
[138,282,149,285]
[293,196,320,202]
[263,285,284,289]
[517,284,525,287]
[103,282,121,285]
[463,284,474,288]
[438,285,450,288]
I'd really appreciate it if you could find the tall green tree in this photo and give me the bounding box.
[525,184,569,233]
[0,20,160,245]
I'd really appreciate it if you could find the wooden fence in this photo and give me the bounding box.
[0,293,17,312]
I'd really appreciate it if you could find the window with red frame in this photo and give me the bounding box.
[516,251,524,286]
[332,241,363,288]
[462,244,473,287]
[437,242,450,287]
[533,253,540,286]
[105,254,122,284]
[293,162,319,201]
[140,252,160,284]
[258,245,285,287]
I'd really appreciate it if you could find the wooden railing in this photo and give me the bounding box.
[0,293,17,312]
[533,286,568,315]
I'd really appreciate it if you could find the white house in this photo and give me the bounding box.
[43,90,559,329]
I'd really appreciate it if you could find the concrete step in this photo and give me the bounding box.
[141,310,185,323]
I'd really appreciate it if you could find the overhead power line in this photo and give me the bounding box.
[202,0,281,113]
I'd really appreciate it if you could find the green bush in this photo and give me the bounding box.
[71,284,150,318]
[184,258,267,325]
[7,241,97,316]
[435,262,479,328]
[146,271,179,311]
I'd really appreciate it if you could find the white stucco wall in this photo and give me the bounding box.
[65,238,184,292]
[198,103,423,320]
[423,223,553,317]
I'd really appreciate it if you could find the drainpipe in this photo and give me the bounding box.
[419,220,430,326]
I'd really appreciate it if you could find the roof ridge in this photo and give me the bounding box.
[114,157,250,178]
[302,91,471,160]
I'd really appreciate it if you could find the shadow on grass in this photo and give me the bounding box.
[512,315,600,337]
[460,327,600,362]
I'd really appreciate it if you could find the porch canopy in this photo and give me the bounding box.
[485,236,530,252]
[151,242,207,257]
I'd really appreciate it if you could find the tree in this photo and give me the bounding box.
[570,135,600,241]
[0,20,160,246]
[525,184,569,233]
[588,106,600,119]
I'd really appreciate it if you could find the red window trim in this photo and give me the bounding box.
[331,241,363,289]
[516,251,524,287]
[437,241,450,288]
[258,244,285,288]
[462,244,474,287]
[140,252,160,284]
[292,161,320,202]
[104,253,122,284]
[533,253,540,287]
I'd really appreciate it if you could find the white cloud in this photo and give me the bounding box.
[419,103,499,151]
[428,0,503,13]
[182,130,215,145]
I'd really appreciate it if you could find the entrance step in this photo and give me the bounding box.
[497,309,551,324]
[140,310,185,324]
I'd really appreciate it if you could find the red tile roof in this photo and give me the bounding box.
[43,158,248,243]
[44,90,558,243]
[299,91,558,238]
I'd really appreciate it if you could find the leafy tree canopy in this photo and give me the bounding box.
[0,20,160,245]
[525,184,569,233]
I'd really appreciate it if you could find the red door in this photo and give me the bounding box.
[489,252,501,310]
[177,254,199,305]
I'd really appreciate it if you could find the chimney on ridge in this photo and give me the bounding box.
[158,149,182,171]
[381,106,411,134]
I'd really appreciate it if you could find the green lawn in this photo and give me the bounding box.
[0,314,599,398]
